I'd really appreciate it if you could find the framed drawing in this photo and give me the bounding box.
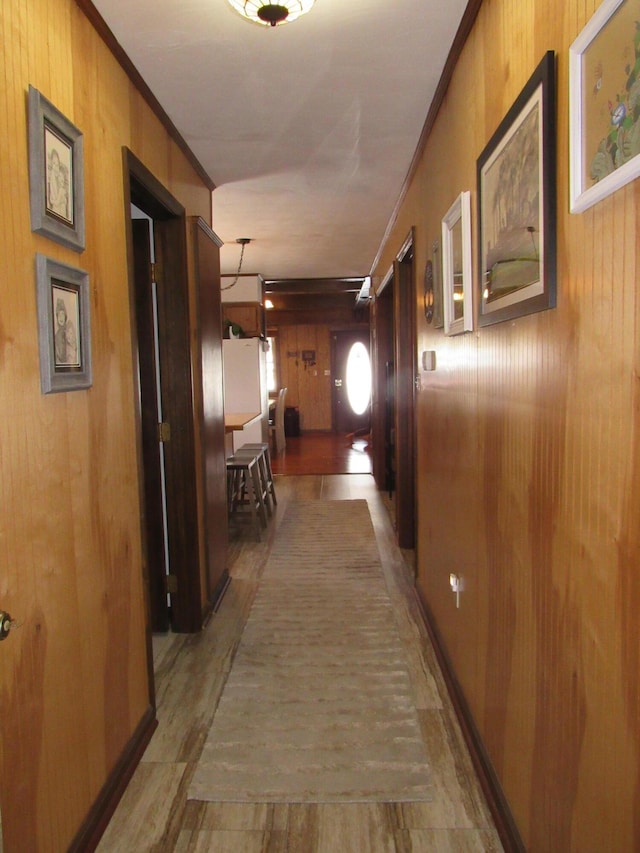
[570,0,640,212]
[423,259,434,324]
[477,51,556,327]
[28,85,85,252]
[35,254,92,393]
[442,191,473,336]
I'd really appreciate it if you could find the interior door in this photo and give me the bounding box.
[132,218,169,632]
[332,329,371,435]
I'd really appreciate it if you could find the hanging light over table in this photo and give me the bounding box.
[227,0,316,27]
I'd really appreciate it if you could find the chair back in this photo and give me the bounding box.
[272,387,287,453]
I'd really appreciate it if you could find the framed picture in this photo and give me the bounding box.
[28,85,85,252]
[570,0,640,213]
[423,241,444,328]
[423,259,435,324]
[477,51,557,327]
[35,253,92,393]
[442,191,473,336]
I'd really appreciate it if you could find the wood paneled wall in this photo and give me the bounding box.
[373,0,639,849]
[275,326,333,430]
[0,0,211,849]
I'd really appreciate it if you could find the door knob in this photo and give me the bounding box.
[0,611,18,641]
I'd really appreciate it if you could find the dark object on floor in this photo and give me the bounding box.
[284,406,300,437]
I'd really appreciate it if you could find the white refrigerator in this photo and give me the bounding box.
[222,338,269,452]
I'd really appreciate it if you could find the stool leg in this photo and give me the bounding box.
[262,447,277,506]
[249,462,268,528]
[257,452,273,517]
[244,464,263,540]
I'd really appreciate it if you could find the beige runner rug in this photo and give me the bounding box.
[188,499,433,803]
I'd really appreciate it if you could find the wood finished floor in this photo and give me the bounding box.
[97,468,503,852]
[270,432,372,476]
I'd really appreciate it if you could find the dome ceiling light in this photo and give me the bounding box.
[227,0,316,27]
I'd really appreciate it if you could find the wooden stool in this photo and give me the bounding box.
[226,452,268,540]
[232,447,272,519]
[236,442,277,515]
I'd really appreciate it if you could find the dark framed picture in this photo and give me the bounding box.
[36,254,92,393]
[477,51,557,327]
[28,85,85,252]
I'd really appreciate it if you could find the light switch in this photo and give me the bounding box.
[422,350,436,371]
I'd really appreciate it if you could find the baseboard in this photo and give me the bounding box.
[212,569,231,614]
[414,588,525,853]
[202,570,232,626]
[68,705,157,852]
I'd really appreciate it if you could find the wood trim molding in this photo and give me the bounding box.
[370,0,484,275]
[125,147,186,218]
[413,587,525,853]
[75,0,215,192]
[68,706,157,852]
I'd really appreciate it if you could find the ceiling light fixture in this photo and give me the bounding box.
[227,0,316,27]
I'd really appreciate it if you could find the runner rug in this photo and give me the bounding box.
[188,499,433,803]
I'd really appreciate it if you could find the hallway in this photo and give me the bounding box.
[97,473,502,851]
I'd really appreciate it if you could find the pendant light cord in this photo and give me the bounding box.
[221,238,250,291]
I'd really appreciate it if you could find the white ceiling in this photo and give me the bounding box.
[92,0,468,280]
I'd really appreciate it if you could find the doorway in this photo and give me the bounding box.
[371,231,417,550]
[393,234,417,550]
[124,150,203,634]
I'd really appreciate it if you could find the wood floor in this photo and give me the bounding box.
[97,468,503,852]
[270,432,372,476]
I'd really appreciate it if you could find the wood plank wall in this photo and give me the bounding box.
[275,325,334,430]
[373,0,639,849]
[0,0,212,849]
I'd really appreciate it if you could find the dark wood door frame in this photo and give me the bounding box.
[371,231,417,550]
[123,148,203,635]
[191,216,230,611]
[371,267,394,489]
[393,230,417,550]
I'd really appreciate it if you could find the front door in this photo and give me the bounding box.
[332,330,371,436]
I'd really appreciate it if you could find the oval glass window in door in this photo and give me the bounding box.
[346,342,371,415]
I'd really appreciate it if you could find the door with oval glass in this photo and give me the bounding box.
[332,330,371,436]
